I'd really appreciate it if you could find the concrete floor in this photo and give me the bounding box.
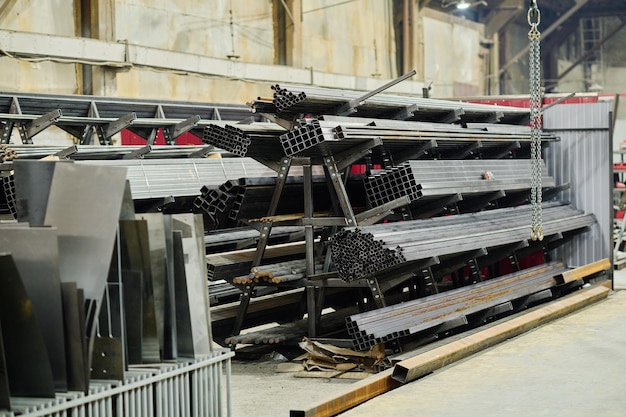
[229,271,626,417]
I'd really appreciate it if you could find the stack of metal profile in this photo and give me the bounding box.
[271,84,308,112]
[278,119,557,161]
[363,159,555,207]
[194,180,242,228]
[4,144,218,160]
[330,203,595,282]
[201,122,286,158]
[346,261,568,350]
[252,84,531,125]
[78,158,276,200]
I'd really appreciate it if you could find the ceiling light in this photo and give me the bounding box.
[456,0,471,9]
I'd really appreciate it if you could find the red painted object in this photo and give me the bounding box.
[121,129,202,146]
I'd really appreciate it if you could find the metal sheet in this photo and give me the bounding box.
[0,321,10,411]
[171,214,212,356]
[162,216,178,359]
[12,160,57,226]
[172,230,194,358]
[120,269,144,365]
[119,220,160,363]
[119,180,136,221]
[60,282,88,393]
[136,213,168,359]
[43,162,127,369]
[44,162,127,302]
[0,226,67,392]
[91,285,124,380]
[0,253,55,398]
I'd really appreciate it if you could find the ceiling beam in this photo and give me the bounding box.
[498,0,590,76]
[484,0,525,37]
[552,17,626,85]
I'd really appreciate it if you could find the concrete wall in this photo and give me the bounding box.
[0,0,78,94]
[421,10,485,98]
[0,0,487,103]
[301,0,396,79]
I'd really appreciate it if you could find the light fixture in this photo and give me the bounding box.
[441,0,487,10]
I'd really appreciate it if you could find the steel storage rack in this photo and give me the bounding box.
[203,75,607,349]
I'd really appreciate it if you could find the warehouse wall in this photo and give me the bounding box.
[0,0,78,94]
[0,0,492,103]
[420,9,485,98]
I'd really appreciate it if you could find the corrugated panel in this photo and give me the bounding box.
[543,102,612,267]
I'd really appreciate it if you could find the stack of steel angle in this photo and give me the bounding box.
[346,261,568,350]
[363,159,555,207]
[329,203,595,282]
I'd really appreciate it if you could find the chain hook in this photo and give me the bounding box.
[528,0,540,27]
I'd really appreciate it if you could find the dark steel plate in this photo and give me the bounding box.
[12,160,57,226]
[0,320,11,411]
[0,253,55,398]
[0,226,67,392]
[60,282,87,393]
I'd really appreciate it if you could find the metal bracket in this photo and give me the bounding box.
[396,139,437,163]
[366,276,386,308]
[323,155,357,226]
[355,196,410,225]
[439,108,465,123]
[55,145,78,159]
[267,157,292,217]
[122,145,152,159]
[388,104,418,120]
[449,141,481,159]
[335,137,382,171]
[164,115,201,145]
[189,145,214,158]
[19,109,62,143]
[96,112,137,145]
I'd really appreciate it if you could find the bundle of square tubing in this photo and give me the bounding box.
[346,261,569,350]
[251,84,531,125]
[278,119,557,159]
[363,159,554,207]
[329,203,595,282]
[202,122,286,158]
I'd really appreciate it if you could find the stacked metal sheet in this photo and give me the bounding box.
[330,204,595,282]
[363,159,554,207]
[252,84,531,125]
[346,261,568,350]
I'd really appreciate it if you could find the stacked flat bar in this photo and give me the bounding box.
[363,159,554,207]
[346,261,568,350]
[330,204,595,281]
[252,84,531,124]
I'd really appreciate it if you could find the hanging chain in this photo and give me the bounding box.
[529,0,543,241]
